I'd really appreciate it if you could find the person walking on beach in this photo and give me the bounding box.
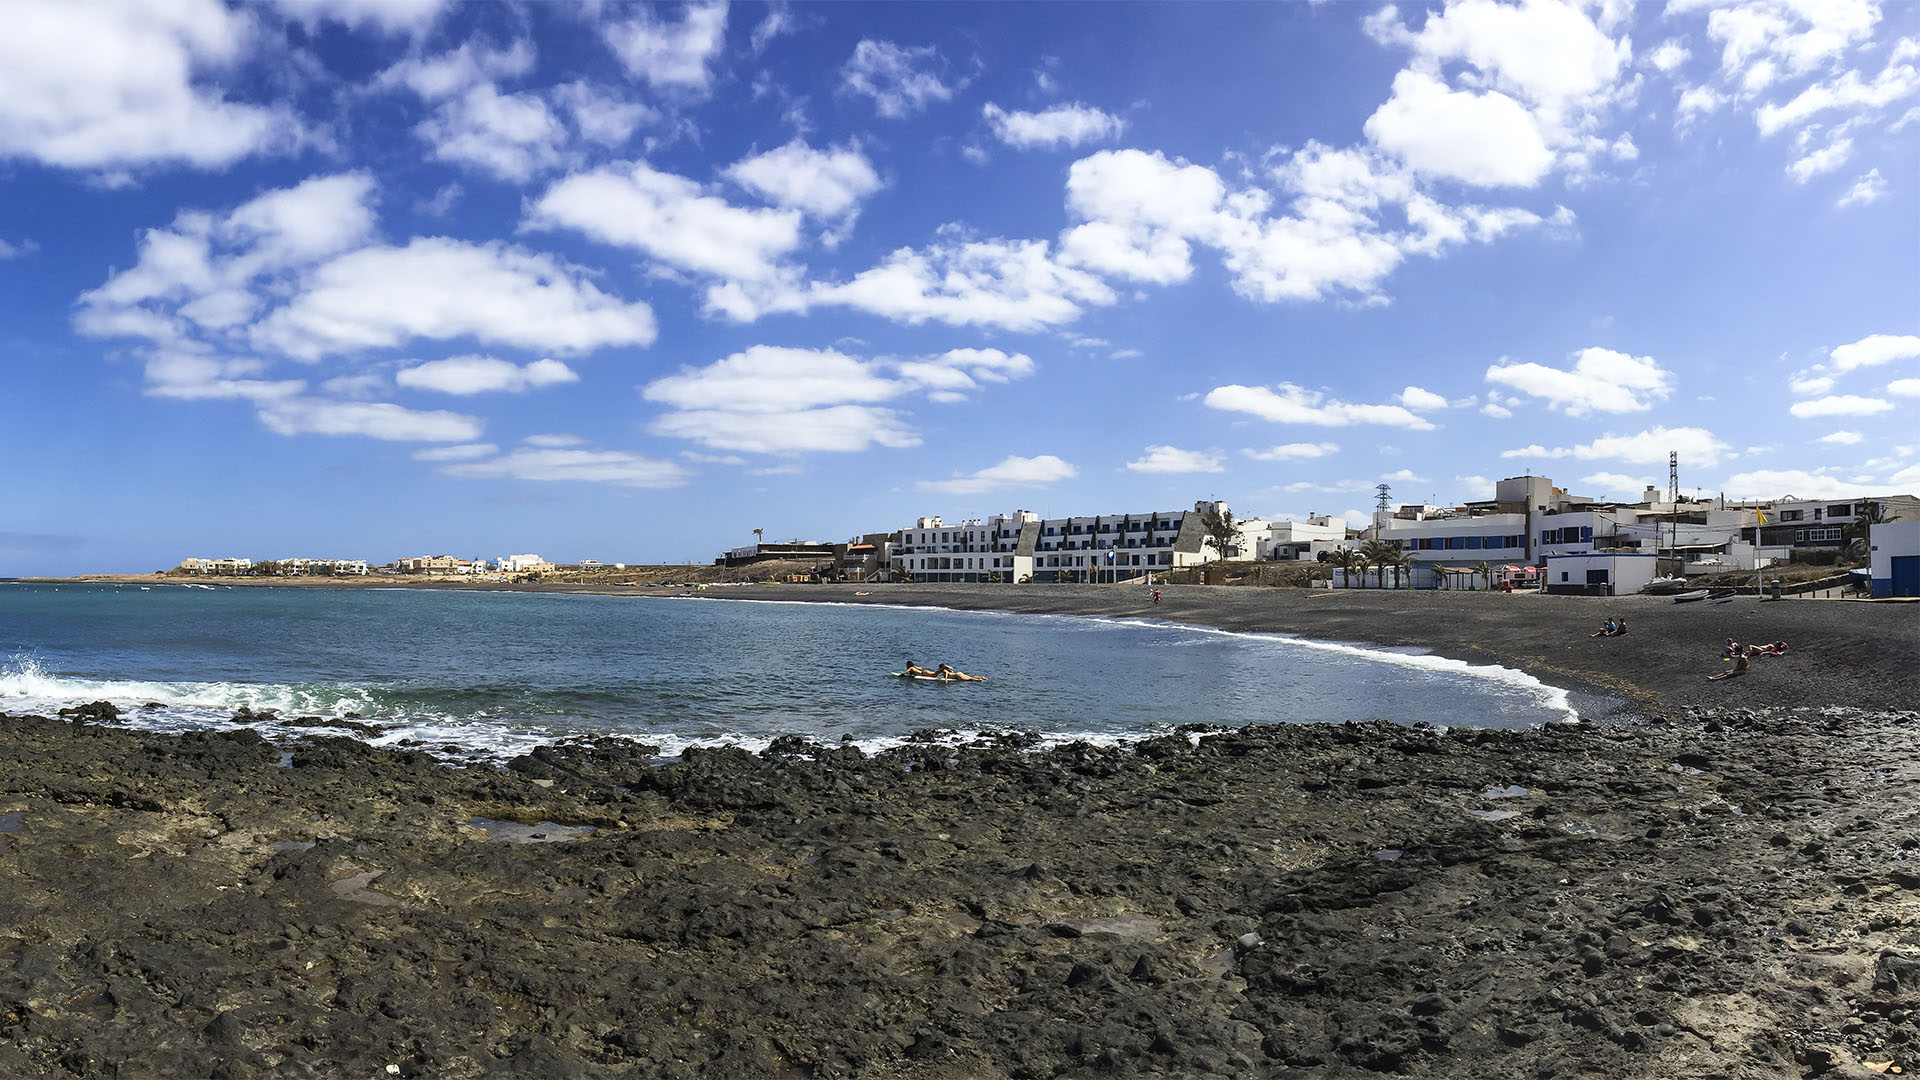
[1153,589,1161,605]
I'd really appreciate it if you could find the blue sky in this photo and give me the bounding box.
[2,0,1916,575]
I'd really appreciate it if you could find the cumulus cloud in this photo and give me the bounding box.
[0,0,302,171]
[919,455,1078,495]
[842,39,959,118]
[1243,441,1340,461]
[1888,378,1920,397]
[815,228,1114,331]
[724,140,882,244]
[1786,136,1852,182]
[256,398,483,442]
[1396,385,1449,410]
[1579,471,1654,495]
[273,0,450,34]
[1790,374,1836,396]
[0,237,39,259]
[1837,169,1887,208]
[1829,333,1920,372]
[412,442,498,461]
[602,2,729,92]
[896,348,1036,401]
[440,446,691,489]
[643,345,944,454]
[1499,425,1733,466]
[1788,394,1894,417]
[1484,347,1673,415]
[1720,468,1862,500]
[983,102,1125,150]
[1817,430,1864,444]
[1125,446,1225,474]
[528,161,804,286]
[1364,70,1555,187]
[396,356,578,395]
[1204,382,1436,430]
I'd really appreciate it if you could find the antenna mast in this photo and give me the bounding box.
[1667,451,1678,560]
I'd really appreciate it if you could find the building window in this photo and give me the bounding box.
[1828,504,1852,518]
[1780,510,1803,522]
[1467,535,1482,549]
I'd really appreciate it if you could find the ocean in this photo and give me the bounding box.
[0,583,1579,761]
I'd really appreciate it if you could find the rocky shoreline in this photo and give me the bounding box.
[3,589,1919,1078]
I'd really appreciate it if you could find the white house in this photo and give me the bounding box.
[497,554,553,573]
[1870,520,1920,598]
[1258,515,1348,561]
[1542,552,1661,596]
[893,500,1236,583]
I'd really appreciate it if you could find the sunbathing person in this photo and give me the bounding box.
[934,664,988,682]
[1708,645,1752,681]
[1753,641,1789,656]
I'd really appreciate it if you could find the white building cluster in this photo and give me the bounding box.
[891,501,1269,583]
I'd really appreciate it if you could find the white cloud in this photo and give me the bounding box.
[1753,48,1920,137]
[1720,468,1862,500]
[1830,333,1920,372]
[1790,374,1836,396]
[919,454,1078,495]
[396,355,578,395]
[642,345,920,455]
[816,229,1114,331]
[0,0,301,171]
[983,102,1124,150]
[1480,401,1513,418]
[724,140,883,240]
[375,40,534,100]
[1454,474,1493,497]
[1382,468,1427,484]
[273,0,449,34]
[256,398,483,442]
[1501,425,1733,467]
[522,433,583,448]
[1789,394,1894,417]
[654,405,918,455]
[842,39,958,118]
[1675,84,1727,125]
[442,447,691,489]
[1786,136,1851,182]
[896,348,1036,400]
[1484,347,1673,415]
[1243,441,1340,461]
[603,2,729,93]
[1579,471,1653,495]
[1838,168,1887,208]
[1203,383,1436,430]
[1650,40,1691,73]
[252,238,658,360]
[1125,446,1225,474]
[1818,430,1864,444]
[1364,70,1555,187]
[415,83,568,182]
[1396,385,1449,410]
[527,161,803,286]
[0,237,39,259]
[1888,378,1920,397]
[412,442,498,461]
[551,81,656,147]
[1892,462,1920,488]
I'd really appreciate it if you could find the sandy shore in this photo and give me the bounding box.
[2,583,1919,1077]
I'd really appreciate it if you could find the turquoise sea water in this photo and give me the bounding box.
[0,584,1577,760]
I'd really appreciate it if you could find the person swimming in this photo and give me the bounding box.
[933,664,987,682]
[901,660,935,677]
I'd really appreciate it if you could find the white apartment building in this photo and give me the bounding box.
[497,553,553,573]
[1257,515,1349,561]
[894,501,1240,583]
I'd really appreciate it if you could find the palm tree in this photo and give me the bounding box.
[1328,546,1361,588]
[1476,560,1494,592]
[1360,539,1403,589]
[1844,501,1897,561]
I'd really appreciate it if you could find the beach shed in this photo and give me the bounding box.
[1869,521,1920,598]
[1542,552,1660,597]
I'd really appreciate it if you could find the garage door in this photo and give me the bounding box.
[1894,555,1920,598]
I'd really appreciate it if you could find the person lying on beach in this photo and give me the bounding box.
[1753,641,1789,656]
[934,664,988,682]
[1708,645,1752,680]
[901,661,936,677]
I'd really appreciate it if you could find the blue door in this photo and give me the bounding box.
[1894,555,1920,598]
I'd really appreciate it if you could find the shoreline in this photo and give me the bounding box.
[18,577,1916,713]
[5,582,1920,1077]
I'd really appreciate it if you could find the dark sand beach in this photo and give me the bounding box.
[3,585,1918,1078]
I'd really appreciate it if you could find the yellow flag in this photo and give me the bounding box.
[1755,509,1767,525]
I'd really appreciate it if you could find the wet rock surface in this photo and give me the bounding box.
[7,702,1920,1078]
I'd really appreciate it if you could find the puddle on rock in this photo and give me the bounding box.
[1483,785,1530,800]
[1374,849,1404,861]
[1469,809,1522,822]
[1064,915,1164,938]
[330,866,396,906]
[470,817,595,844]
[0,812,23,834]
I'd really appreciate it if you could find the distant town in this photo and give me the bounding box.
[169,470,1920,600]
